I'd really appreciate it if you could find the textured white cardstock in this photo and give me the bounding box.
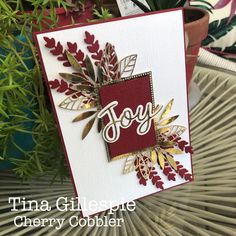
[35,9,192,217]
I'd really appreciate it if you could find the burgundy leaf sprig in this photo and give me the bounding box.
[84,31,103,63]
[135,156,164,189]
[149,168,164,189]
[163,161,176,181]
[44,37,87,68]
[48,79,76,96]
[176,161,193,181]
[169,135,193,154]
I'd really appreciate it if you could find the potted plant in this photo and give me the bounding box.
[128,0,212,86]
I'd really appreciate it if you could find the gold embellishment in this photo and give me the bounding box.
[59,95,97,111]
[66,51,83,72]
[85,55,96,82]
[159,115,179,126]
[119,54,137,78]
[159,99,174,121]
[72,111,97,123]
[135,155,153,180]
[166,153,177,171]
[124,99,187,175]
[111,144,158,162]
[164,148,183,155]
[123,156,136,174]
[158,125,186,137]
[59,73,88,84]
[151,150,157,164]
[82,116,97,140]
[157,151,165,170]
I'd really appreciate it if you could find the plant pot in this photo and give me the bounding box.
[184,7,209,86]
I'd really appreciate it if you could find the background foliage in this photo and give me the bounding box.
[0,0,110,181]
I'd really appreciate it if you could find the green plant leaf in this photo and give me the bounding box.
[176,0,186,7]
[130,0,151,12]
[223,43,236,54]
[190,5,212,13]
[202,15,236,46]
[145,0,156,10]
[195,0,214,9]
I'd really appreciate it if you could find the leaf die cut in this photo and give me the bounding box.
[159,115,179,126]
[67,42,77,53]
[44,37,55,48]
[84,31,95,44]
[158,151,165,169]
[166,154,177,170]
[59,94,96,111]
[97,118,102,133]
[100,43,119,81]
[160,99,174,121]
[158,125,186,137]
[87,40,99,53]
[50,42,63,55]
[85,55,96,81]
[73,111,97,122]
[151,150,157,164]
[75,85,94,92]
[123,156,136,174]
[82,116,97,140]
[66,51,83,72]
[119,54,137,78]
[80,101,96,110]
[59,73,87,84]
[165,148,183,155]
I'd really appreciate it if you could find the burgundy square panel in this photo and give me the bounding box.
[99,73,157,160]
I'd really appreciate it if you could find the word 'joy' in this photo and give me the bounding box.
[98,101,158,143]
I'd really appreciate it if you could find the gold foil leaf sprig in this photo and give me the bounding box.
[156,99,179,126]
[59,94,96,111]
[66,50,84,72]
[123,156,136,174]
[119,54,137,78]
[85,55,96,82]
[72,110,98,140]
[82,115,97,140]
[99,43,120,83]
[72,111,97,122]
[158,125,186,137]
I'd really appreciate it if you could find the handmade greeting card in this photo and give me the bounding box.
[34,9,193,217]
